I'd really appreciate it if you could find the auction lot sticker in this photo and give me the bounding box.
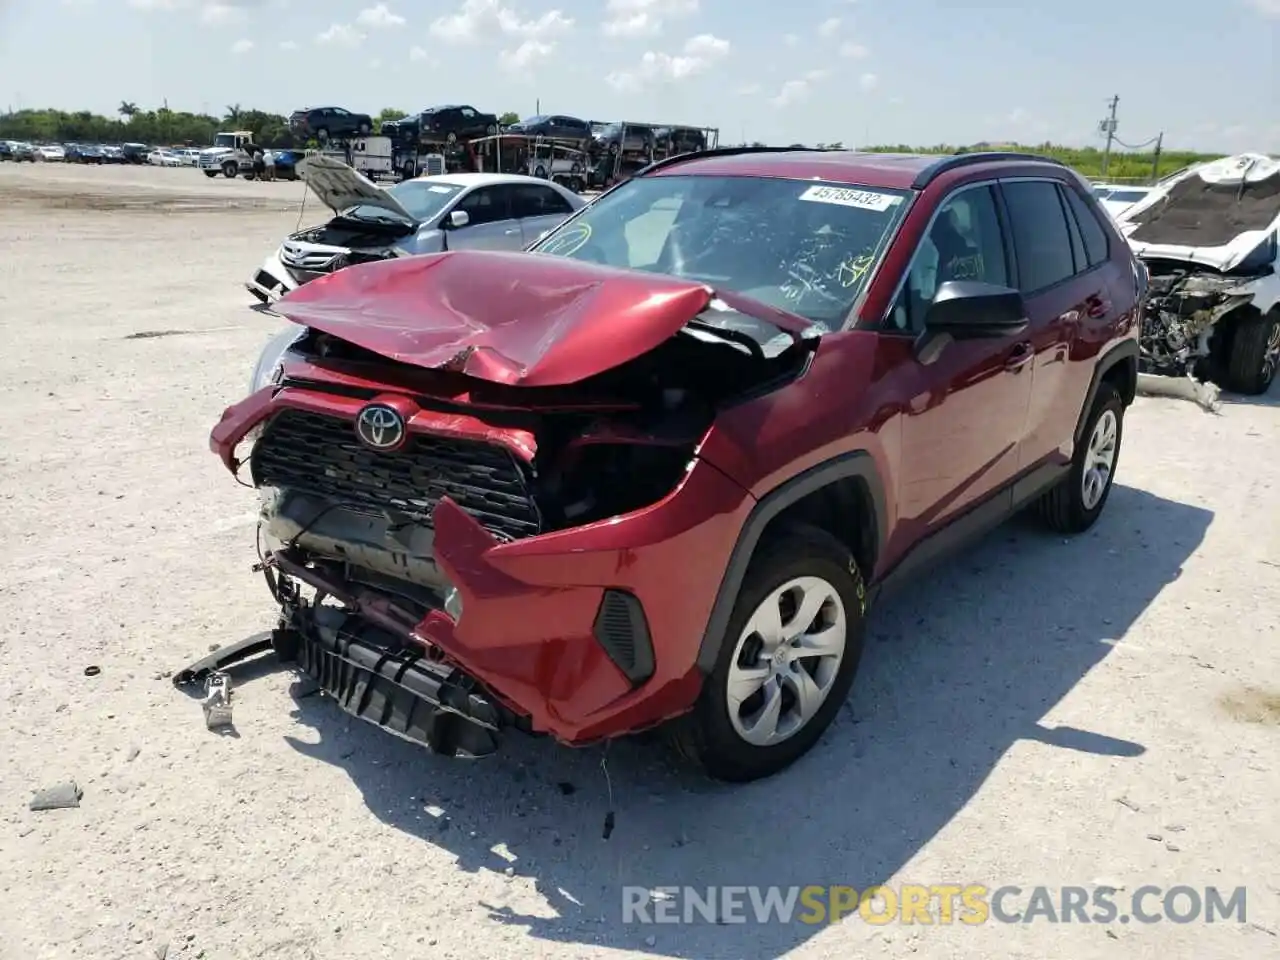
[799,185,902,211]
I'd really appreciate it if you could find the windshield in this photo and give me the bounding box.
[213,134,239,148]
[529,174,911,330]
[342,180,464,223]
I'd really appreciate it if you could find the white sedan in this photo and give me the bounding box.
[35,144,66,162]
[147,149,184,167]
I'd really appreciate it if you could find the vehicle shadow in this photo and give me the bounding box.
[1218,381,1280,408]
[280,484,1211,959]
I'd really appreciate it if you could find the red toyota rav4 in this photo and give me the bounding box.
[207,148,1144,782]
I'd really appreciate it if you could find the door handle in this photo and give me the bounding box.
[504,228,520,235]
[1005,342,1034,370]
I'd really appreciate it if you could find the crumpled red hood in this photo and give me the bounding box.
[273,249,775,386]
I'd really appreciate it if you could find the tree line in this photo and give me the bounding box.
[0,104,522,149]
[862,142,1226,182]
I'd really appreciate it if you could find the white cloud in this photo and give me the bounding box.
[201,2,247,23]
[409,44,434,61]
[818,16,840,36]
[769,79,810,107]
[859,71,878,90]
[783,32,798,46]
[1245,0,1280,15]
[805,68,830,82]
[431,0,573,42]
[230,37,253,53]
[502,38,555,69]
[606,31,729,90]
[316,22,366,45]
[839,40,868,58]
[601,0,697,37]
[356,4,405,28]
[279,39,297,50]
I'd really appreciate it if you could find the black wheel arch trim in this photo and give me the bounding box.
[1074,338,1138,448]
[694,450,887,675]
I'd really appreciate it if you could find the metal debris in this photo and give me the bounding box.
[1135,373,1221,412]
[201,671,234,730]
[29,781,83,811]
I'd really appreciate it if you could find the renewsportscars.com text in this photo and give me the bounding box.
[622,884,1248,926]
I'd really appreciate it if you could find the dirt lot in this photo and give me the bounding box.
[0,162,1277,960]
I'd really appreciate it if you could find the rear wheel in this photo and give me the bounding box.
[221,161,238,178]
[358,122,371,136]
[1223,308,1280,395]
[1036,383,1124,533]
[669,525,866,782]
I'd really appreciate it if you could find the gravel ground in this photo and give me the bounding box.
[0,163,1277,960]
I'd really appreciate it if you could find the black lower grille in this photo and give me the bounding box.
[593,589,655,685]
[252,408,541,541]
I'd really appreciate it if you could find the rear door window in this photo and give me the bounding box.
[1000,180,1077,292]
[510,184,575,218]
[1061,186,1111,268]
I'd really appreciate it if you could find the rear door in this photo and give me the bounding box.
[998,178,1119,472]
[508,183,579,243]
[444,184,523,249]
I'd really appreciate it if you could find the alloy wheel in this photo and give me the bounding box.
[1262,319,1280,385]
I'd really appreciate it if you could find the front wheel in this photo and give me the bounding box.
[222,162,238,178]
[669,525,866,782]
[1035,383,1124,534]
[358,122,371,135]
[203,170,217,178]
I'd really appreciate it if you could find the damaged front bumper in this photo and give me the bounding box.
[245,248,300,305]
[209,383,755,752]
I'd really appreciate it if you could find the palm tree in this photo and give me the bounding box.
[225,104,243,125]
[118,101,139,120]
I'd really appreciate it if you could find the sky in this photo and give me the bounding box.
[0,0,1277,150]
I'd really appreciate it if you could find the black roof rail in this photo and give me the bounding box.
[910,151,1068,189]
[634,144,822,178]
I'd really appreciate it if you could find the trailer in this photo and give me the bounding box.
[584,121,719,188]
[469,134,590,191]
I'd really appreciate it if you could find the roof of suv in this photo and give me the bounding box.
[646,149,1071,191]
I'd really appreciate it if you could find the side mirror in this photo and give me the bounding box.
[447,209,470,229]
[923,280,1028,339]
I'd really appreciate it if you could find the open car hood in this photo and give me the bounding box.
[295,154,417,223]
[1122,153,1280,272]
[271,250,815,386]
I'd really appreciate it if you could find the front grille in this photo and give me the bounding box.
[280,245,343,271]
[252,409,541,541]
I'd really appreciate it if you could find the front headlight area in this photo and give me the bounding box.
[249,325,306,394]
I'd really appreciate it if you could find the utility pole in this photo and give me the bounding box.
[1098,95,1118,178]
[1151,131,1163,183]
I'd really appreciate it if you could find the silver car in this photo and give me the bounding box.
[247,157,587,304]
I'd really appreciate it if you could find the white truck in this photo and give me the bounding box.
[198,130,257,178]
[316,136,395,180]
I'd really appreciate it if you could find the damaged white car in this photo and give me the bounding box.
[247,155,586,304]
[1120,152,1280,395]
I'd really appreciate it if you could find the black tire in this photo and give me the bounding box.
[446,131,458,144]
[203,170,217,178]
[668,524,867,782]
[486,124,497,135]
[533,164,547,179]
[358,122,371,136]
[1036,383,1124,534]
[221,161,238,178]
[316,128,329,143]
[1222,308,1280,395]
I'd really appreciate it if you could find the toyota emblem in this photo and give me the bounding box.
[355,404,406,450]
